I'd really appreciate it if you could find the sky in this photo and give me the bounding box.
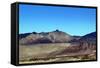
[19,4,96,36]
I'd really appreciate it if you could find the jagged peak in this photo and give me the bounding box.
[53,29,61,32]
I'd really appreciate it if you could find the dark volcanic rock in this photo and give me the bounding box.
[79,32,96,50]
[79,32,96,42]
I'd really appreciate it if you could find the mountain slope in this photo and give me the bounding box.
[50,32,96,56]
[19,31,97,63]
[79,32,96,42]
[19,30,73,45]
[78,32,96,50]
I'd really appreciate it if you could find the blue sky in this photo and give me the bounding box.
[19,4,96,36]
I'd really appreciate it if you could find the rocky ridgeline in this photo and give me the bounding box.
[19,30,96,51]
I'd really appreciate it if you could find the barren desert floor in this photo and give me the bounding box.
[19,43,96,64]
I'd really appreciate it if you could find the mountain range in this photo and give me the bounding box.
[19,30,72,44]
[19,30,96,45]
[19,30,96,62]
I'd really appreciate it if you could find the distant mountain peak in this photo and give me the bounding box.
[55,29,60,32]
[32,32,37,34]
[53,29,63,32]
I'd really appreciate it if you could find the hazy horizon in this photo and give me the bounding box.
[19,4,96,36]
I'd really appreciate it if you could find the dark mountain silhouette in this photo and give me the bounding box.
[19,33,31,40]
[78,32,96,50]
[79,32,96,42]
[70,32,96,44]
